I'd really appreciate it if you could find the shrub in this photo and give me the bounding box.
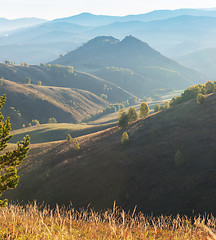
[121,132,129,144]
[197,94,206,104]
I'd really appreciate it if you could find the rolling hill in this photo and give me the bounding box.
[51,36,206,97]
[0,79,108,129]
[4,92,216,215]
[0,63,134,103]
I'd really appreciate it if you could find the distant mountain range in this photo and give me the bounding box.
[175,48,216,79]
[0,17,47,33]
[51,36,206,97]
[2,9,216,64]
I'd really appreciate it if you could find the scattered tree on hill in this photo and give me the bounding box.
[72,138,80,150]
[47,117,57,124]
[197,94,206,104]
[174,150,184,167]
[66,134,72,141]
[25,77,31,85]
[118,109,129,129]
[38,81,42,86]
[0,94,30,207]
[4,60,10,65]
[31,119,40,126]
[139,102,149,118]
[154,104,162,113]
[128,107,138,123]
[205,80,215,94]
[121,132,129,144]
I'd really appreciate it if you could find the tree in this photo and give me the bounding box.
[121,132,129,144]
[25,77,31,85]
[154,104,162,113]
[197,94,206,104]
[140,102,149,118]
[174,150,184,167]
[0,95,30,207]
[66,134,72,141]
[72,138,80,150]
[118,109,129,129]
[31,119,40,126]
[127,107,138,123]
[47,117,57,124]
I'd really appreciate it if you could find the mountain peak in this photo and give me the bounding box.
[85,36,119,47]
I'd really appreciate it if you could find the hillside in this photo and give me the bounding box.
[0,79,108,129]
[4,92,216,215]
[51,36,206,97]
[175,48,216,78]
[0,63,134,103]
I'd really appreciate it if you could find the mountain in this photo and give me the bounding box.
[52,9,216,26]
[51,36,206,97]
[0,63,134,103]
[0,79,108,129]
[5,92,216,215]
[0,17,47,33]
[3,13,216,63]
[175,48,216,79]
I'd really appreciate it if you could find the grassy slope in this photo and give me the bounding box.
[4,93,216,215]
[10,122,116,144]
[0,63,134,103]
[0,79,108,128]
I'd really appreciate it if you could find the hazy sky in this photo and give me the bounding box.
[1,0,216,20]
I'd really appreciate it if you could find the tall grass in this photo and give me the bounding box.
[0,202,215,239]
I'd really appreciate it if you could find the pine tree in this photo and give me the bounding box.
[0,95,30,207]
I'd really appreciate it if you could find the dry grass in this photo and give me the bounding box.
[0,202,215,239]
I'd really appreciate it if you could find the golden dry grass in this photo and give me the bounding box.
[0,202,215,239]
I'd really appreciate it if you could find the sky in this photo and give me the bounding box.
[1,0,216,20]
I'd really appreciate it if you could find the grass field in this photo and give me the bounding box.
[0,203,214,239]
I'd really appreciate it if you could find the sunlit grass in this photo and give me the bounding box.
[0,202,215,239]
